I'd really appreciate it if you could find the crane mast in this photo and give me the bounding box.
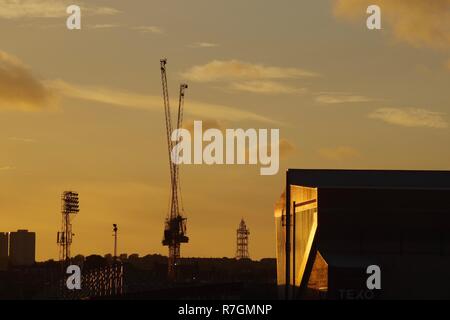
[160,59,189,281]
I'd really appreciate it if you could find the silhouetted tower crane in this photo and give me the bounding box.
[160,58,189,281]
[57,191,79,266]
[236,219,250,260]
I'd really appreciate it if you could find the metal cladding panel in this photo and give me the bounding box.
[275,186,318,288]
[287,169,450,190]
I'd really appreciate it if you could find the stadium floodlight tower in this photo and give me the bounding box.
[236,219,250,260]
[113,224,118,260]
[57,191,79,265]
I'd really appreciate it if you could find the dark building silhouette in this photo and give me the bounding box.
[9,230,35,267]
[0,232,8,271]
[275,169,450,300]
[0,252,277,299]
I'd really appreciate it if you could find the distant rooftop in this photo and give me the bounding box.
[287,169,450,190]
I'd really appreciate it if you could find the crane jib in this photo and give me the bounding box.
[159,58,189,282]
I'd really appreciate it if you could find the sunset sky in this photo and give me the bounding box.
[0,0,449,261]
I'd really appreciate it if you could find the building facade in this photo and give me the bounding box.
[0,233,8,270]
[275,169,450,300]
[9,230,36,267]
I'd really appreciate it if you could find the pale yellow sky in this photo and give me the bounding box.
[0,0,449,261]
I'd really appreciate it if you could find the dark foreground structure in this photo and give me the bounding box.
[275,169,450,300]
[0,255,276,299]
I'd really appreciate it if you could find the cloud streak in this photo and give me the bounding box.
[48,80,279,124]
[182,60,319,82]
[231,81,306,95]
[333,0,450,49]
[246,137,296,161]
[8,137,36,143]
[0,50,57,111]
[0,0,120,19]
[132,26,163,34]
[369,108,448,128]
[0,50,278,123]
[183,119,225,133]
[0,166,15,171]
[315,93,373,104]
[279,139,296,159]
[182,60,316,96]
[89,24,120,29]
[189,42,219,48]
[318,146,361,161]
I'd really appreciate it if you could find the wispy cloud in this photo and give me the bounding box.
[88,7,120,16]
[0,166,15,171]
[231,81,306,95]
[369,108,448,128]
[8,137,36,143]
[89,24,120,29]
[184,120,293,158]
[0,50,57,111]
[183,119,225,133]
[0,50,278,124]
[182,60,316,96]
[183,119,293,158]
[87,24,163,34]
[246,137,296,161]
[318,146,361,161]
[315,93,373,104]
[0,0,120,19]
[188,42,219,48]
[18,22,62,29]
[132,26,163,34]
[47,80,279,124]
[279,139,296,158]
[333,0,450,50]
[182,60,319,82]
